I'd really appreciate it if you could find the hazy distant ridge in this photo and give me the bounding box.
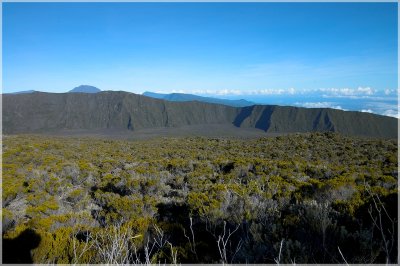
[143,91,254,107]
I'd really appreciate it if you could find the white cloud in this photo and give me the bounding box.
[382,109,399,118]
[171,89,185,93]
[384,89,392,95]
[214,89,243,96]
[358,87,375,95]
[148,86,397,99]
[361,109,373,113]
[362,102,399,118]
[154,88,300,96]
[318,87,375,97]
[288,87,296,95]
[385,88,400,96]
[295,101,345,110]
[247,89,287,95]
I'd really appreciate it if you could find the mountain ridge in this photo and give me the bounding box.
[3,91,397,138]
[143,91,255,107]
[8,90,38,94]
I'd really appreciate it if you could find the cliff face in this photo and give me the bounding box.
[2,92,239,133]
[2,91,398,138]
[234,105,397,138]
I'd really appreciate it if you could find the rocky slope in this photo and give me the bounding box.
[2,91,397,138]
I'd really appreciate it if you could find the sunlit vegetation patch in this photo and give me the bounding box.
[2,132,398,263]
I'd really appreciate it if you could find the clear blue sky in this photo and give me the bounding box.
[3,2,398,98]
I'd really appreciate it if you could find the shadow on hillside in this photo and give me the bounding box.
[2,228,41,264]
[233,106,255,127]
[255,106,274,131]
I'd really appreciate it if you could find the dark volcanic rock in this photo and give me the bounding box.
[2,91,397,138]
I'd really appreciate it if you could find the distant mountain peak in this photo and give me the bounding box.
[69,85,101,93]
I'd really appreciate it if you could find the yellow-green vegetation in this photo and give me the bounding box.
[2,132,398,263]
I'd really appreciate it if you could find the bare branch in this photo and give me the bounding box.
[274,239,284,265]
[337,246,349,266]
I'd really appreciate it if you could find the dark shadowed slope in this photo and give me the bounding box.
[234,105,397,138]
[2,91,397,138]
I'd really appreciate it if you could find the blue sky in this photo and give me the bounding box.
[3,2,398,117]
